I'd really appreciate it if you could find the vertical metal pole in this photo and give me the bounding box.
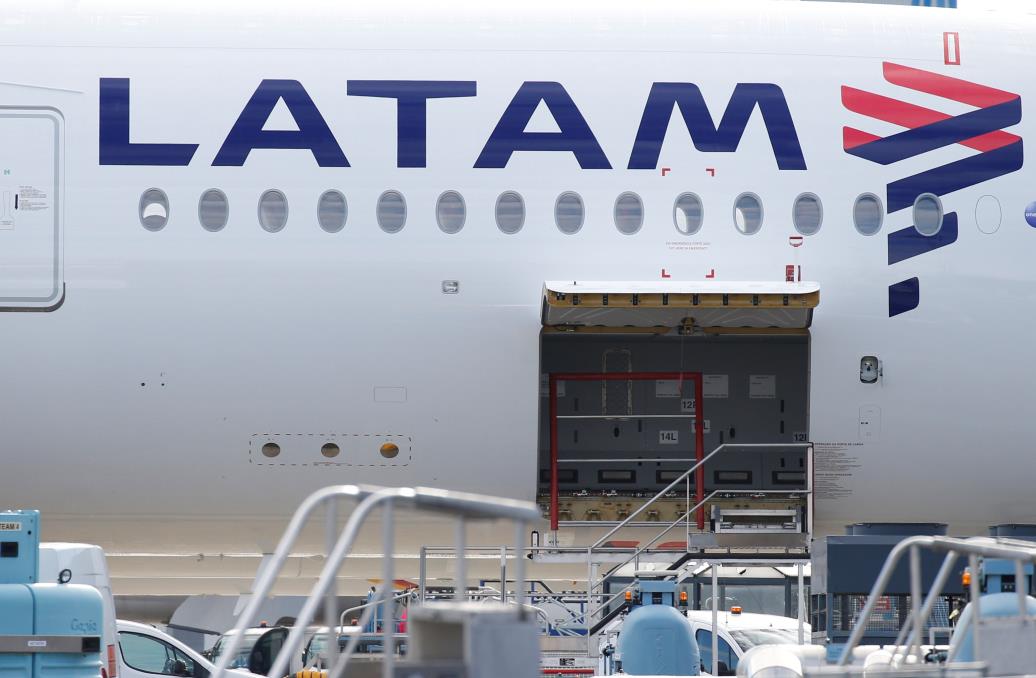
[797,562,805,645]
[382,502,395,678]
[806,444,814,541]
[325,497,339,671]
[514,522,527,609]
[909,546,922,661]
[418,546,427,604]
[500,546,508,605]
[686,472,693,548]
[550,374,560,532]
[711,564,719,676]
[1016,559,1028,617]
[969,554,981,662]
[694,375,706,530]
[587,547,595,657]
[455,518,467,601]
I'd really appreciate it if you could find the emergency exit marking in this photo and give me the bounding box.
[660,430,679,444]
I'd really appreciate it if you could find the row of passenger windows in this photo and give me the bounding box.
[138,188,943,238]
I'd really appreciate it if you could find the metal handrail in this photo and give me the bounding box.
[581,443,813,645]
[589,443,812,549]
[590,487,808,596]
[339,589,415,629]
[836,535,1036,667]
[554,583,636,629]
[211,485,539,678]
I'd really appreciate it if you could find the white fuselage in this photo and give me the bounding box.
[1,0,1033,594]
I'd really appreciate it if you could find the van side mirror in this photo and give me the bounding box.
[171,659,189,676]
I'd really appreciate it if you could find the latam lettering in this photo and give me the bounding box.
[99,78,806,170]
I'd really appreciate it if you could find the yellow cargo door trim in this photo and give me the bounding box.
[542,281,819,331]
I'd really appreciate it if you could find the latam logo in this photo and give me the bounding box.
[843,62,1023,317]
[98,78,806,171]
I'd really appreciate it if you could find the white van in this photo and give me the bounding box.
[118,619,263,678]
[685,609,810,676]
[38,543,120,677]
[597,607,809,676]
[38,542,261,678]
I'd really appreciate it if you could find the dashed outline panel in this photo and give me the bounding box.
[248,433,412,467]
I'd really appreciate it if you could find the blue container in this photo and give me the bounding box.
[949,592,1036,663]
[0,583,103,678]
[617,604,700,676]
[0,584,34,676]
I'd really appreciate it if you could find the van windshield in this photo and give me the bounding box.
[209,630,265,669]
[729,628,799,650]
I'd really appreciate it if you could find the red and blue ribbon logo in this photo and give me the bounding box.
[843,63,1022,316]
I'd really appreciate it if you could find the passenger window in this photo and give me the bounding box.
[792,193,822,236]
[377,190,407,233]
[436,190,466,234]
[139,189,169,232]
[673,193,704,235]
[614,192,644,235]
[317,190,347,233]
[258,189,289,233]
[853,193,883,236]
[119,631,199,676]
[695,629,738,676]
[733,193,763,235]
[555,192,584,235]
[913,193,943,236]
[496,191,525,234]
[198,189,229,232]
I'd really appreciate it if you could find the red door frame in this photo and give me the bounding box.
[548,371,704,531]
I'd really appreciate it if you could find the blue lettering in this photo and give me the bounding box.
[213,80,348,167]
[475,82,611,169]
[628,83,806,171]
[99,78,198,166]
[347,80,476,168]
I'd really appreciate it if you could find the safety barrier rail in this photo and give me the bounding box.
[837,535,1036,667]
[211,484,539,678]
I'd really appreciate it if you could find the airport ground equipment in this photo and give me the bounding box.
[0,510,105,678]
[836,534,1036,675]
[212,484,540,678]
[0,510,40,584]
[978,525,1035,596]
[810,523,964,654]
[613,577,699,676]
[736,535,1036,678]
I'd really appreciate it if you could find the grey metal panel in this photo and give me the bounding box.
[813,536,967,595]
[0,635,99,653]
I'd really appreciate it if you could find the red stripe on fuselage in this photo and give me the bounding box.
[883,62,1017,108]
[841,85,1020,152]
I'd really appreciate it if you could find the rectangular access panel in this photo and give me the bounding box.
[0,109,64,310]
